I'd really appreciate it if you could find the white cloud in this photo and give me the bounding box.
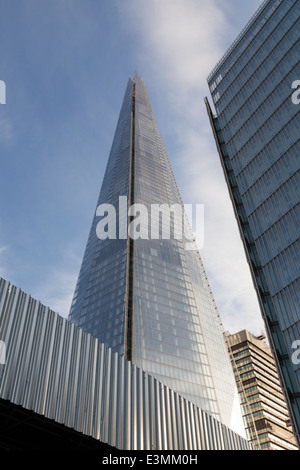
[118,0,264,334]
[177,124,263,335]
[33,241,83,318]
[132,0,225,84]
[37,269,78,318]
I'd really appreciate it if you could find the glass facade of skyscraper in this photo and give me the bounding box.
[69,73,244,434]
[69,79,133,356]
[206,0,299,443]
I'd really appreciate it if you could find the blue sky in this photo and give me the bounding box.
[0,0,265,335]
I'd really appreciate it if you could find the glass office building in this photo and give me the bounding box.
[69,72,245,434]
[206,0,300,444]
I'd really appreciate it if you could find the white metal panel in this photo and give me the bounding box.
[0,277,253,450]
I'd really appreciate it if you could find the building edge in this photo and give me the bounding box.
[205,97,300,448]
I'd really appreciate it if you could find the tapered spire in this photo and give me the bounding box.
[69,75,245,435]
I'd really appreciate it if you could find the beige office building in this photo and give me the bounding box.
[226,330,298,451]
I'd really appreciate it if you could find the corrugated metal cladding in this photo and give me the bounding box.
[0,277,252,450]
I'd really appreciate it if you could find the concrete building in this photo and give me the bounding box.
[226,330,298,450]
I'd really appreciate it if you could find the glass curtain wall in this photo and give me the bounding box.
[206,0,300,443]
[69,73,244,434]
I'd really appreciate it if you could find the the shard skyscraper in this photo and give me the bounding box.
[69,73,244,434]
